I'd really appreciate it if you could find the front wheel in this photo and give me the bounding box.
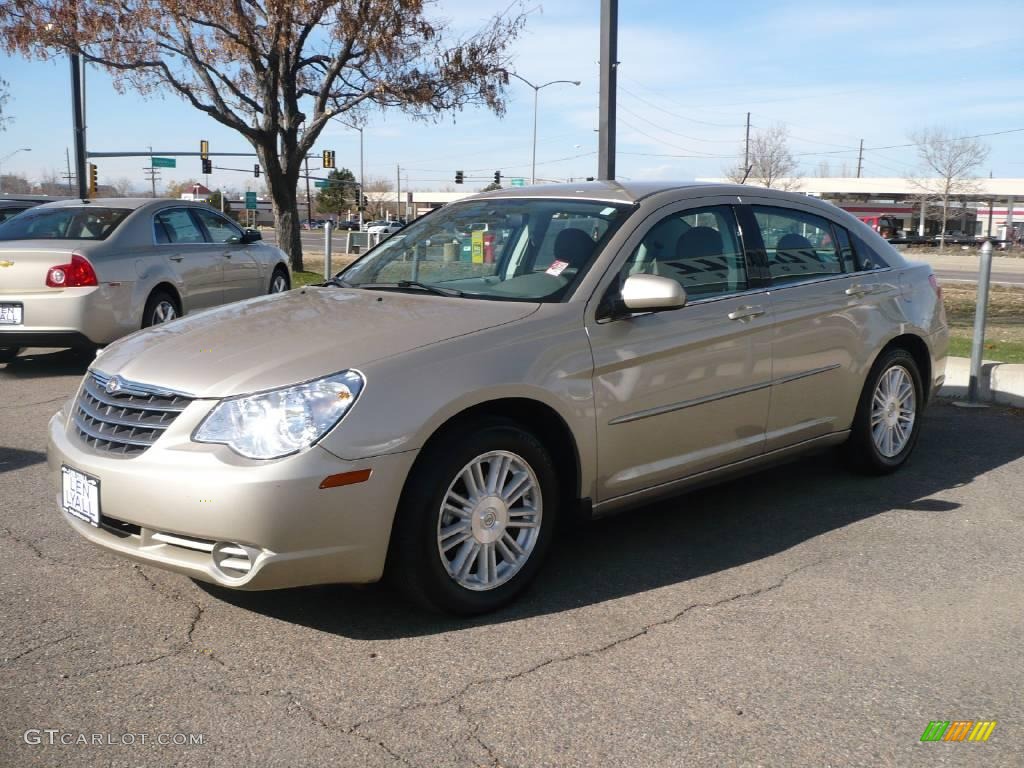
[269,266,290,294]
[388,419,559,615]
[847,348,924,474]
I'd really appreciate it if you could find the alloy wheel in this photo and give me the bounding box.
[870,364,916,458]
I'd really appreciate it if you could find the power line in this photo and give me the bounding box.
[618,87,746,128]
[617,103,741,144]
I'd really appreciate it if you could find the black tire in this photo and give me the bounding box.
[387,418,560,615]
[142,290,180,328]
[269,266,290,294]
[846,348,924,475]
[0,346,21,364]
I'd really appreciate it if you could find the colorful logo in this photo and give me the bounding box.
[920,720,996,742]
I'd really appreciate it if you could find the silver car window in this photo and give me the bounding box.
[194,208,244,243]
[753,206,843,284]
[154,209,207,244]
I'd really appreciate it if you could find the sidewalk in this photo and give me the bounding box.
[940,356,1024,407]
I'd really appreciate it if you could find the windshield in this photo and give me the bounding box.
[0,206,131,241]
[340,198,633,301]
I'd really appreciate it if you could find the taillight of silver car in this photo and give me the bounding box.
[46,253,98,288]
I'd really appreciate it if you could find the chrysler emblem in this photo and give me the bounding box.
[0,260,13,268]
[105,376,124,395]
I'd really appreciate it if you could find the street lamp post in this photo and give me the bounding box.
[0,148,32,195]
[508,74,580,185]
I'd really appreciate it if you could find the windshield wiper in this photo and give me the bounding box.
[319,276,353,287]
[357,280,463,297]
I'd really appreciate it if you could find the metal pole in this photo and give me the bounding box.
[359,128,364,228]
[70,54,88,198]
[149,145,156,197]
[304,155,313,228]
[324,220,333,280]
[396,164,400,222]
[856,139,863,178]
[967,240,994,403]
[65,147,73,194]
[597,0,618,180]
[531,87,539,185]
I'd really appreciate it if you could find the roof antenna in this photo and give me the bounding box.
[740,165,753,184]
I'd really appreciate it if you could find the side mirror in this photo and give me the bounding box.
[620,274,687,313]
[241,229,262,244]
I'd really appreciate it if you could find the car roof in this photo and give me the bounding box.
[473,180,822,206]
[28,197,210,211]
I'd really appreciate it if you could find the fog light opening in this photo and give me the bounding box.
[212,541,254,577]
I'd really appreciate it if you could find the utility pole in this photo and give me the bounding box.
[396,164,401,222]
[304,155,313,227]
[145,145,158,197]
[597,0,618,180]
[70,54,88,198]
[744,112,751,170]
[64,147,74,194]
[856,139,864,178]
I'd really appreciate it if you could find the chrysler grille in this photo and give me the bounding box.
[73,371,192,456]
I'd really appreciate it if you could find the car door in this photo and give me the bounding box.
[587,200,773,503]
[153,208,223,311]
[744,200,900,450]
[192,208,264,301]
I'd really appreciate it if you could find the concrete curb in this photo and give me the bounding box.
[940,356,1024,407]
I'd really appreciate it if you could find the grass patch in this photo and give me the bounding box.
[943,283,1024,363]
[292,270,326,287]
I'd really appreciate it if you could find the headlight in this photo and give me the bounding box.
[193,370,364,459]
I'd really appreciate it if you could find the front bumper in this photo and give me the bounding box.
[47,402,418,589]
[0,284,138,346]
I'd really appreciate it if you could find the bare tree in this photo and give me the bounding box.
[362,177,394,218]
[725,124,801,190]
[110,176,137,196]
[0,1,527,271]
[908,127,989,249]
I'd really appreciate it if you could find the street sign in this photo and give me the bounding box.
[510,177,525,187]
[314,180,329,188]
[151,157,176,168]
[245,191,257,210]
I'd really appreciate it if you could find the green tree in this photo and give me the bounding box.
[480,181,502,192]
[0,1,528,272]
[209,190,232,214]
[316,168,357,216]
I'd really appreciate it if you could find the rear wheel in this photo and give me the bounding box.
[142,290,180,328]
[0,346,21,364]
[388,418,559,615]
[847,348,923,474]
[269,266,290,294]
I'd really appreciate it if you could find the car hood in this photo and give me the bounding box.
[94,287,540,398]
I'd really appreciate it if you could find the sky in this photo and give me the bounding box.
[1,0,1022,194]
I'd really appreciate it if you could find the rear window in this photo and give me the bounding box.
[0,207,131,241]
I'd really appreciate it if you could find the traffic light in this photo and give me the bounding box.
[202,157,212,174]
[322,150,335,169]
[88,163,98,197]
[199,139,209,159]
[254,164,261,178]
[493,171,501,184]
[455,170,464,184]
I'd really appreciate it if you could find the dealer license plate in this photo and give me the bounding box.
[0,303,23,325]
[61,465,101,527]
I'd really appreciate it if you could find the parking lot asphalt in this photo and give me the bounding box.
[2,349,1022,768]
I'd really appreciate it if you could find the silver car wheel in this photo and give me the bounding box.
[870,364,916,458]
[152,301,177,324]
[270,273,289,293]
[437,450,542,592]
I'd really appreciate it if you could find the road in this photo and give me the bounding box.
[2,350,1022,767]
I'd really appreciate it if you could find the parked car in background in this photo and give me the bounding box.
[0,199,44,223]
[48,182,947,615]
[0,198,291,362]
[334,219,361,231]
[366,220,404,236]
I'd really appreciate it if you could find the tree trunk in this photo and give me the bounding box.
[256,142,304,273]
[940,196,949,250]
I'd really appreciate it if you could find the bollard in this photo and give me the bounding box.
[965,240,994,405]
[323,221,333,280]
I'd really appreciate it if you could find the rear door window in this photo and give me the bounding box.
[154,209,207,244]
[753,206,843,285]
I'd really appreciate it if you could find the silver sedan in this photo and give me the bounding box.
[0,198,290,362]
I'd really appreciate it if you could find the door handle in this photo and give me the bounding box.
[728,305,765,321]
[845,283,878,297]
[169,256,184,262]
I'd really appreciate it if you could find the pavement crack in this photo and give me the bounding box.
[0,526,45,559]
[3,633,75,665]
[351,557,832,734]
[0,395,68,409]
